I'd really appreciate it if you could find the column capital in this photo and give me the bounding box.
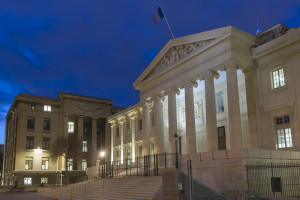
[199,70,219,80]
[151,93,165,103]
[164,88,180,96]
[180,80,198,89]
[218,60,239,71]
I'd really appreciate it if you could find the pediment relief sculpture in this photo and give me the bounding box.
[144,39,216,80]
[69,100,105,115]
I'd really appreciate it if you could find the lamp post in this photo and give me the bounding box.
[100,151,105,178]
[174,132,178,169]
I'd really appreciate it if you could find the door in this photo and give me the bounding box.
[217,126,226,150]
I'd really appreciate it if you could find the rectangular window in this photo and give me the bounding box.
[42,137,50,150]
[26,137,34,149]
[68,122,74,133]
[215,92,224,113]
[82,141,88,152]
[24,177,32,185]
[116,127,120,137]
[25,157,33,170]
[29,104,35,110]
[139,146,143,164]
[139,119,142,130]
[276,115,292,148]
[116,150,120,165]
[43,118,51,131]
[271,68,285,89]
[44,105,51,112]
[82,159,87,170]
[27,117,35,130]
[67,159,73,171]
[42,157,49,170]
[127,123,130,134]
[41,177,48,184]
[83,125,88,134]
[127,148,131,165]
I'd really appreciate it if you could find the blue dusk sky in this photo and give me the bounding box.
[0,0,299,144]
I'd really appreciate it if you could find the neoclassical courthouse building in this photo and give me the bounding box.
[2,23,300,191]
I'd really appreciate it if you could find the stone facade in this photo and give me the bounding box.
[107,24,300,193]
[2,92,122,186]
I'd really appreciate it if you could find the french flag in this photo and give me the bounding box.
[153,6,164,24]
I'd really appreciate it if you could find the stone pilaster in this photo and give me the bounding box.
[63,115,69,138]
[142,100,151,156]
[203,71,219,151]
[153,95,165,154]
[243,67,259,148]
[226,65,243,149]
[104,121,110,162]
[166,88,180,154]
[91,118,97,166]
[183,80,198,154]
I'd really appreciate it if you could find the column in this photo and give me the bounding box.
[77,116,83,169]
[130,116,136,162]
[226,65,243,149]
[204,71,219,151]
[184,81,198,154]
[91,118,97,165]
[142,101,151,156]
[104,121,110,162]
[63,115,69,138]
[78,116,83,142]
[243,67,259,148]
[120,122,124,164]
[153,95,165,154]
[110,123,114,163]
[167,88,179,154]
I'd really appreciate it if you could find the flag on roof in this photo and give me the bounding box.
[153,6,164,24]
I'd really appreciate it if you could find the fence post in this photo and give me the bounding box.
[246,164,250,190]
[154,154,156,176]
[137,157,139,176]
[156,154,159,176]
[187,160,193,200]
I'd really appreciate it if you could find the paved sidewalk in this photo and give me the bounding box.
[0,192,53,200]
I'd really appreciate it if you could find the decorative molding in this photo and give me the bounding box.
[199,70,220,80]
[144,39,216,80]
[164,88,180,96]
[180,80,198,89]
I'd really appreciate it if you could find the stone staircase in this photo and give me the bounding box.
[38,176,163,200]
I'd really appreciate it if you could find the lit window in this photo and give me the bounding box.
[127,123,130,134]
[24,177,32,185]
[127,148,131,165]
[67,159,73,171]
[276,115,292,148]
[68,122,74,133]
[26,137,34,149]
[82,141,88,152]
[116,150,120,165]
[25,157,33,170]
[41,177,48,184]
[27,117,35,130]
[82,159,87,170]
[271,68,285,89]
[44,105,51,112]
[29,104,35,110]
[215,92,224,113]
[43,118,51,131]
[42,137,50,150]
[42,157,49,170]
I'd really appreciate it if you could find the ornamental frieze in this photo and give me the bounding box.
[144,39,216,80]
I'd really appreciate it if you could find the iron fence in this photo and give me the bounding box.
[246,162,300,198]
[100,153,177,178]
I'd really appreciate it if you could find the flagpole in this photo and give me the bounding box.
[159,4,175,39]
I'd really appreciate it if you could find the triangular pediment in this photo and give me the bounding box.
[134,26,232,89]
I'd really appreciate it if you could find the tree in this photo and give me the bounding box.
[50,134,82,185]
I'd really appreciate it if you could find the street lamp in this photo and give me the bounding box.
[174,132,178,169]
[100,151,105,178]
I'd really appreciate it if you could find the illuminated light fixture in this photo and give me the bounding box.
[100,151,105,158]
[34,147,42,154]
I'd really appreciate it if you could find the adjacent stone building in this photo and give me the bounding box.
[2,92,122,186]
[107,23,300,193]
